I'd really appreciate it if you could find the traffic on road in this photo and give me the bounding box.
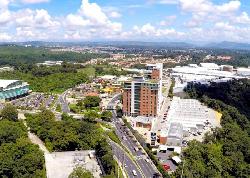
[108,94,160,178]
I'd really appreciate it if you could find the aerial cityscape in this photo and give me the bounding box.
[0,0,250,178]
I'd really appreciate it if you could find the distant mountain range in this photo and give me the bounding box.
[1,40,250,50]
[204,41,250,50]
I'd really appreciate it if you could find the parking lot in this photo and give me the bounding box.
[11,93,56,110]
[69,84,96,99]
[157,150,177,172]
[45,151,102,178]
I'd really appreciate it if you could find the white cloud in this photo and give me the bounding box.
[0,10,11,24]
[147,0,179,5]
[14,9,60,29]
[62,0,123,40]
[214,22,235,31]
[158,0,179,5]
[217,1,240,14]
[79,0,108,25]
[180,0,241,28]
[0,0,11,25]
[159,15,176,26]
[109,11,121,18]
[65,14,90,27]
[0,0,10,9]
[180,0,240,15]
[235,12,250,24]
[132,23,184,39]
[0,32,11,41]
[0,0,249,42]
[102,6,122,19]
[21,0,50,4]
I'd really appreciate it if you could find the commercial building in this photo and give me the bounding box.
[36,60,63,66]
[166,122,183,146]
[200,63,220,70]
[165,97,214,131]
[131,116,156,130]
[122,63,163,117]
[0,80,30,101]
[157,97,220,146]
[170,63,248,93]
[237,67,250,76]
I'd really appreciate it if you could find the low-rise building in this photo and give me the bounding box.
[0,80,30,101]
[0,66,14,72]
[200,63,220,70]
[237,67,250,76]
[166,122,183,146]
[157,97,221,147]
[37,60,63,66]
[131,116,155,130]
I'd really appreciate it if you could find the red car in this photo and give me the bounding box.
[163,164,170,171]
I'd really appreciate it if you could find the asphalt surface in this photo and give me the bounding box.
[109,141,143,178]
[108,94,159,178]
[59,91,70,113]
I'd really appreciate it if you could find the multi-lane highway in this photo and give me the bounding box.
[108,94,160,178]
[110,141,143,178]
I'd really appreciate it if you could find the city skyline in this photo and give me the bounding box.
[1,0,250,42]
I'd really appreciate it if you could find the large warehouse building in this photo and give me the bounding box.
[0,80,30,101]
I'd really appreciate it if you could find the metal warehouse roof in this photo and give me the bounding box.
[0,80,19,89]
[133,116,155,124]
[165,97,210,130]
[167,122,183,139]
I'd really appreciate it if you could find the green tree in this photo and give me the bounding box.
[83,96,101,109]
[101,111,112,122]
[0,120,27,145]
[84,110,100,122]
[0,138,45,178]
[68,167,94,178]
[95,140,116,175]
[1,104,18,122]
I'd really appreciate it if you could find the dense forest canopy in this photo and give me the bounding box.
[0,46,109,67]
[0,105,45,178]
[174,79,250,178]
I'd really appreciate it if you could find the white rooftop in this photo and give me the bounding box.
[172,66,234,77]
[172,156,182,164]
[133,116,155,124]
[165,97,212,130]
[0,80,19,88]
[200,63,219,69]
[99,75,116,80]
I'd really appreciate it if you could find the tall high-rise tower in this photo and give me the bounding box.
[123,63,163,117]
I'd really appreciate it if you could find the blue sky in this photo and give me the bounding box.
[1,0,250,42]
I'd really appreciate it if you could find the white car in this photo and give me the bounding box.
[132,170,137,176]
